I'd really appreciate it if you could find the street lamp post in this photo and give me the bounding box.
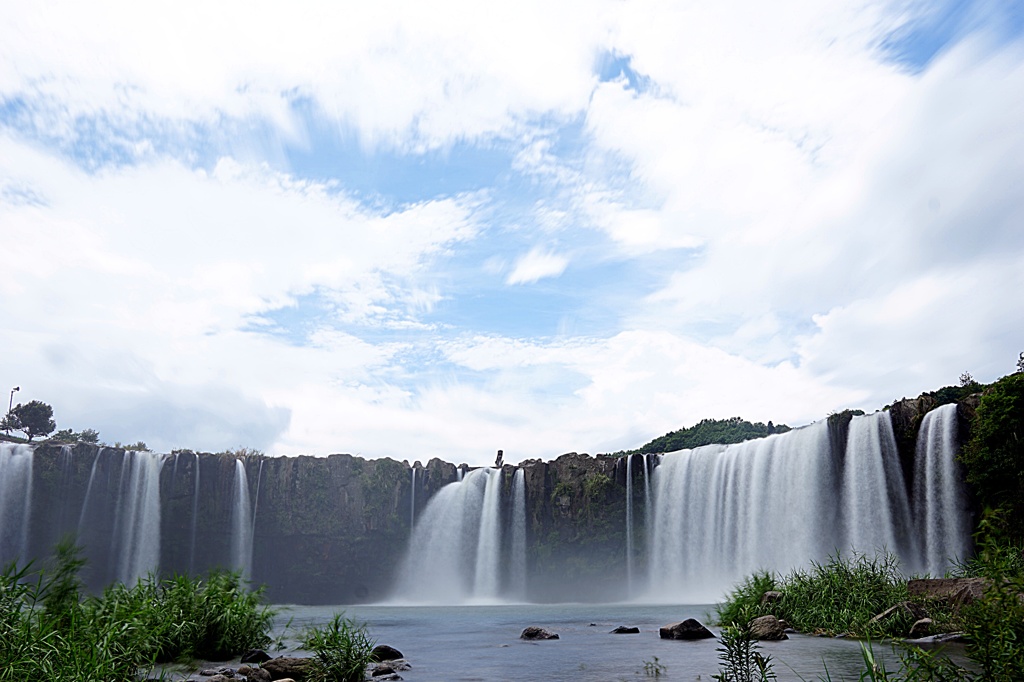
[6,386,18,436]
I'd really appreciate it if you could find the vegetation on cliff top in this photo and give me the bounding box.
[614,416,791,456]
[960,371,1024,539]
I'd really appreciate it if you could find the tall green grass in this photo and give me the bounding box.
[716,552,910,637]
[0,539,275,681]
[300,613,376,682]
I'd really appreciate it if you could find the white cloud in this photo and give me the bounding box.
[505,248,569,285]
[1,1,1022,466]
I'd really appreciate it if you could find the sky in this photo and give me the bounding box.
[1,0,1022,466]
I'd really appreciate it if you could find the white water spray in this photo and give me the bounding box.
[625,454,634,592]
[0,443,33,565]
[232,459,253,580]
[395,467,510,603]
[510,468,527,599]
[913,404,971,576]
[647,422,840,601]
[843,412,915,558]
[113,450,163,584]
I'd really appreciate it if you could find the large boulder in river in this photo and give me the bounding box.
[261,656,312,681]
[521,626,560,640]
[748,615,788,640]
[659,619,715,640]
[908,578,988,608]
[370,644,404,661]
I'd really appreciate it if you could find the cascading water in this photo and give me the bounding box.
[647,421,840,601]
[232,458,254,580]
[410,466,417,530]
[394,467,512,604]
[250,459,264,570]
[473,468,503,596]
[843,412,915,559]
[112,450,163,584]
[0,443,33,565]
[510,468,527,600]
[625,453,634,592]
[644,410,957,601]
[189,452,201,573]
[913,404,971,576]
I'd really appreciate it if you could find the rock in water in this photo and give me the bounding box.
[261,656,312,681]
[748,615,788,640]
[371,644,404,661]
[659,619,715,640]
[610,626,640,634]
[521,626,560,640]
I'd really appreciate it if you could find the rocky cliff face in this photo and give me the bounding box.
[12,391,978,604]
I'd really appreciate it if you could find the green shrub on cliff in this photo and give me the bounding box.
[620,417,791,456]
[960,372,1024,537]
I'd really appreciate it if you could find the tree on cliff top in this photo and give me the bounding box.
[2,400,56,441]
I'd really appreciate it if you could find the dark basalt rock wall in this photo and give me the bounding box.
[16,391,977,604]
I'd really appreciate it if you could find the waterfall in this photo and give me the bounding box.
[232,459,253,580]
[189,452,201,574]
[394,467,511,604]
[410,466,417,530]
[113,450,163,584]
[842,412,915,559]
[510,468,527,600]
[647,421,840,601]
[913,404,971,576]
[250,458,264,573]
[57,445,76,532]
[77,447,103,534]
[473,468,503,597]
[0,443,33,565]
[644,411,949,601]
[642,454,653,591]
[625,453,634,593]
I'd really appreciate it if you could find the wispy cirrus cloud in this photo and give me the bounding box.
[505,248,570,285]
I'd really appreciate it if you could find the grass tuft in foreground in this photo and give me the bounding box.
[716,552,909,638]
[0,537,275,681]
[300,613,376,682]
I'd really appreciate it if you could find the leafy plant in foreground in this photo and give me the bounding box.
[713,624,775,682]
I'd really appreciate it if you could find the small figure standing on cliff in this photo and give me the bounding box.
[495,449,503,468]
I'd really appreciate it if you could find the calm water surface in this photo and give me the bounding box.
[272,603,909,681]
